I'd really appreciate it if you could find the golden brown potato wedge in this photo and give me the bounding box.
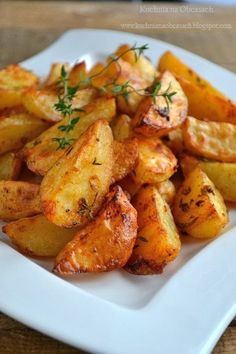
[0,64,39,109]
[114,44,156,85]
[177,76,236,124]
[0,152,22,180]
[23,87,97,122]
[180,154,236,202]
[173,167,228,239]
[40,119,114,228]
[0,181,41,220]
[44,63,70,87]
[106,57,148,114]
[158,51,226,99]
[2,214,75,257]
[155,179,176,205]
[69,61,87,87]
[125,185,181,275]
[112,114,133,141]
[183,116,236,162]
[132,137,177,184]
[21,97,116,176]
[132,71,188,137]
[54,185,137,274]
[0,112,50,155]
[112,139,138,184]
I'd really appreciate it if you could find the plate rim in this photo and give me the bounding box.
[1,28,236,354]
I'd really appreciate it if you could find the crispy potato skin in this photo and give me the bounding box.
[40,120,114,228]
[177,76,236,124]
[54,186,137,275]
[0,152,22,180]
[0,181,41,220]
[112,139,138,184]
[173,167,228,239]
[132,71,188,137]
[2,214,75,257]
[125,185,181,275]
[21,97,116,176]
[180,154,236,202]
[0,113,50,155]
[132,137,177,184]
[183,116,236,162]
[158,51,225,99]
[0,64,39,109]
[23,87,97,122]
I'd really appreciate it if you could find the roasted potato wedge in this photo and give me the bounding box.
[0,112,49,155]
[112,139,138,184]
[0,152,22,180]
[125,185,181,275]
[155,179,176,205]
[21,97,116,176]
[54,185,137,274]
[106,57,147,114]
[69,61,87,87]
[0,64,39,109]
[132,137,177,184]
[183,116,236,162]
[0,181,41,220]
[132,71,188,137]
[180,154,236,202]
[158,51,226,99]
[2,214,75,257]
[41,119,114,228]
[112,114,133,141]
[44,63,70,87]
[115,44,156,85]
[173,167,228,239]
[23,87,97,122]
[177,76,236,124]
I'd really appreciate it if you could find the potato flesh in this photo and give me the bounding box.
[54,186,137,274]
[0,64,39,109]
[0,113,49,155]
[2,214,75,257]
[183,116,236,162]
[132,71,188,137]
[44,63,70,87]
[0,181,41,220]
[112,139,138,184]
[40,120,114,228]
[22,97,116,176]
[158,51,226,99]
[23,87,96,122]
[173,167,228,239]
[0,152,22,180]
[126,185,181,275]
[180,154,236,202]
[112,114,132,141]
[133,137,177,184]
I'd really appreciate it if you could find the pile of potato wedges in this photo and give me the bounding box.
[0,45,235,276]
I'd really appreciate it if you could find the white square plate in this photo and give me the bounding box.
[0,29,236,354]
